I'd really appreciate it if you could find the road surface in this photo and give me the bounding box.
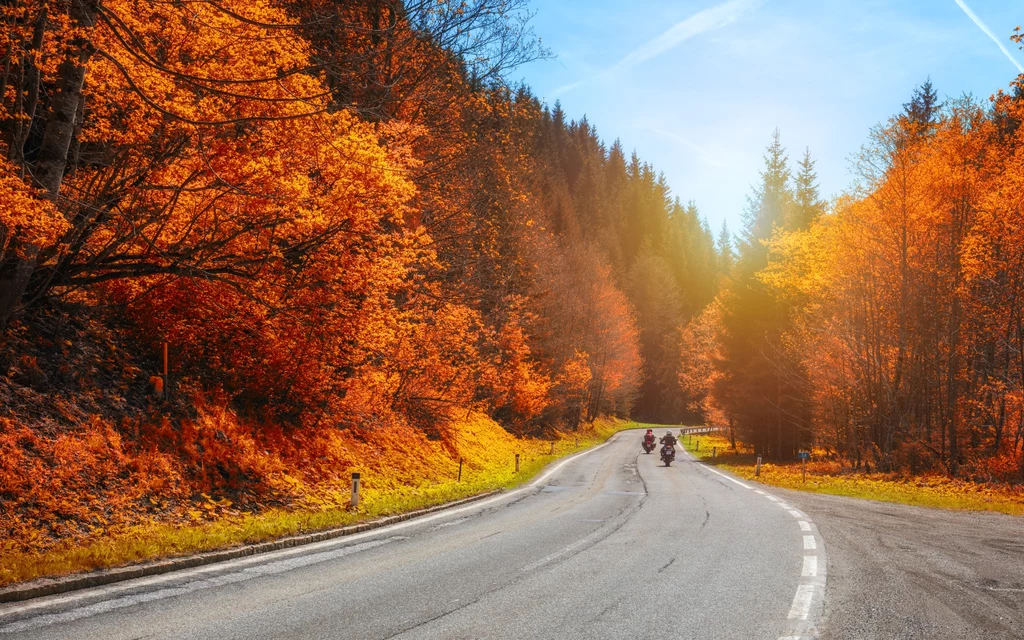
[777,484,1023,639]
[0,429,1020,639]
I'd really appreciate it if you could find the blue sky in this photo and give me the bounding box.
[515,0,1024,234]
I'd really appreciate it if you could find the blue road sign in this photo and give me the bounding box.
[798,451,810,460]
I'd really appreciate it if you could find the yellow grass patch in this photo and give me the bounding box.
[1,416,634,587]
[681,433,1024,517]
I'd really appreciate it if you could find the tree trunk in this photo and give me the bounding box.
[0,0,97,327]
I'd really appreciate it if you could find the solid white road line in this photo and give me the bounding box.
[1,537,399,634]
[1,434,625,626]
[700,463,753,489]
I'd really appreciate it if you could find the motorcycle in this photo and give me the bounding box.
[642,435,656,454]
[661,443,676,467]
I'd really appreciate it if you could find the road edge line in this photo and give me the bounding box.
[0,490,501,605]
[0,430,624,606]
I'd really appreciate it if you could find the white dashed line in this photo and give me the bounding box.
[788,584,815,620]
[680,442,826,640]
[802,555,818,577]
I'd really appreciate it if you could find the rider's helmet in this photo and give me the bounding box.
[646,428,653,434]
[666,431,673,436]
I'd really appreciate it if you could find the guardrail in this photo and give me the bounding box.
[678,426,725,435]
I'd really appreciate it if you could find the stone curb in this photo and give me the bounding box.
[0,489,502,604]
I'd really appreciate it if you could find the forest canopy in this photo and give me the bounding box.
[0,0,719,441]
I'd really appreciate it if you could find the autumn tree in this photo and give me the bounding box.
[759,75,1024,478]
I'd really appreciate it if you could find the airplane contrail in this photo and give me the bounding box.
[953,0,1023,73]
[555,0,765,96]
[642,125,727,168]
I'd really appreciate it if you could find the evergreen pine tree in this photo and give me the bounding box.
[743,128,791,246]
[903,77,941,128]
[791,148,824,230]
[717,220,734,276]
[714,129,808,459]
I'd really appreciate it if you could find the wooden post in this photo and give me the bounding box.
[712,446,717,459]
[696,439,699,451]
[458,458,463,482]
[550,441,554,455]
[515,453,521,474]
[756,456,762,477]
[802,457,807,483]
[350,472,361,508]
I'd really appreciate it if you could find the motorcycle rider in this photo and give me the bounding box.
[659,430,677,457]
[643,428,655,449]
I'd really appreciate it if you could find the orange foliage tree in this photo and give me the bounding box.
[756,77,1024,479]
[1,0,660,446]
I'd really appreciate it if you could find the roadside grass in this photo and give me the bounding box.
[681,433,1024,517]
[1,418,635,588]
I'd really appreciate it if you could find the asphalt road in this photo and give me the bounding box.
[0,429,1019,639]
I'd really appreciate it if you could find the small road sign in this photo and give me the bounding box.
[798,451,810,460]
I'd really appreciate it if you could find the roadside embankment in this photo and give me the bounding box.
[1,412,634,588]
